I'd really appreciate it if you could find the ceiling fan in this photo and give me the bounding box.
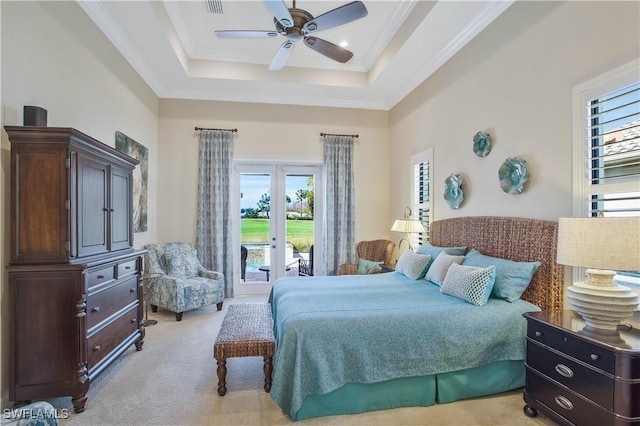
[215,0,368,70]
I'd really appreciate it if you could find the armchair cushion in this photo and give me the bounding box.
[357,258,383,274]
[165,244,200,278]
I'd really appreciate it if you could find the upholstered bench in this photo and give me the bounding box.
[213,303,276,396]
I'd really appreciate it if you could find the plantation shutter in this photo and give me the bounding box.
[586,82,640,217]
[411,150,432,246]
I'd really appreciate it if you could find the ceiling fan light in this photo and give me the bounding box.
[306,23,317,32]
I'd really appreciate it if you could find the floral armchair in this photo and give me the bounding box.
[338,239,396,275]
[144,242,225,321]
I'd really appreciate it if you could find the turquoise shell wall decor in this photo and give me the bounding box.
[498,157,530,194]
[444,174,464,209]
[473,131,491,157]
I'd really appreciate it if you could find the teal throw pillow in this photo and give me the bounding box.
[440,263,496,306]
[357,258,383,274]
[395,251,431,280]
[461,249,540,302]
[416,242,466,274]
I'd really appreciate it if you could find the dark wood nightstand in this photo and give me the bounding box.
[523,310,640,426]
[380,264,395,272]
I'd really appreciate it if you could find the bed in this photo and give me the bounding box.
[269,216,564,420]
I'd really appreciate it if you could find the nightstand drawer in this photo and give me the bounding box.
[527,341,613,410]
[527,370,613,426]
[527,321,614,373]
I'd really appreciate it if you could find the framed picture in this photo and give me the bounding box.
[115,131,148,232]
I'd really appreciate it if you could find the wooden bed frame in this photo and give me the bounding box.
[430,216,564,312]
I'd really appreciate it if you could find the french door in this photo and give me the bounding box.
[234,161,322,294]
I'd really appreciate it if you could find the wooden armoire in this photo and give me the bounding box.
[5,126,146,413]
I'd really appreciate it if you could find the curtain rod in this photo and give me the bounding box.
[194,127,238,132]
[320,132,359,138]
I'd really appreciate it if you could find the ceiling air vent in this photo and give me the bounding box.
[205,0,223,14]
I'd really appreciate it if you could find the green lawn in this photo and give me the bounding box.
[241,218,313,252]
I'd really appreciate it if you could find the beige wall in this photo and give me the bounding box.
[390,1,640,222]
[1,1,159,407]
[158,99,390,244]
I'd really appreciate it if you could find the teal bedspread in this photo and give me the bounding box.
[269,272,540,419]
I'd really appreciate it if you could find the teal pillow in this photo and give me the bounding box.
[416,242,466,273]
[395,251,431,280]
[357,258,383,274]
[461,249,540,302]
[441,264,496,306]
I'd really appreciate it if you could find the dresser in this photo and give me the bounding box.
[523,310,640,426]
[5,126,146,413]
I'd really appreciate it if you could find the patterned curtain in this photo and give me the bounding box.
[323,135,355,275]
[196,130,234,297]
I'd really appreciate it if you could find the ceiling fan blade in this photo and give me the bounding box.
[264,0,294,28]
[303,37,353,63]
[215,30,279,39]
[303,1,368,34]
[269,41,295,70]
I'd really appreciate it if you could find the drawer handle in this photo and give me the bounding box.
[125,266,131,270]
[97,275,105,279]
[554,364,574,378]
[554,395,574,411]
[535,331,543,337]
[93,345,101,352]
[131,318,137,324]
[591,354,600,361]
[130,288,135,293]
[92,307,100,313]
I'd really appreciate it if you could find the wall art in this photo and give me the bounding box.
[473,131,491,157]
[116,131,148,232]
[498,157,529,194]
[444,174,464,209]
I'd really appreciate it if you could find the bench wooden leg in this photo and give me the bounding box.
[263,355,273,393]
[216,358,227,396]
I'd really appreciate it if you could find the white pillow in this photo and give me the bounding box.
[395,251,431,280]
[424,252,465,285]
[440,263,496,306]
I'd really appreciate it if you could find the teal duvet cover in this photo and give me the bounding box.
[269,272,539,419]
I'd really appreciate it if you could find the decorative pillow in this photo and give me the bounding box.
[440,263,496,306]
[357,258,383,274]
[461,249,541,302]
[395,251,431,280]
[416,242,466,273]
[424,252,466,285]
[165,248,200,279]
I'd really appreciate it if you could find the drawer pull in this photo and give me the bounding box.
[535,331,543,337]
[554,364,574,378]
[554,395,574,411]
[93,345,101,352]
[591,354,600,361]
[130,288,135,293]
[92,306,100,313]
[125,266,131,270]
[97,275,105,279]
[131,318,137,324]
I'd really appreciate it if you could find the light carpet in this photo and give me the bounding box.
[45,295,555,426]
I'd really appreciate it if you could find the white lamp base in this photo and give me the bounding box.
[566,269,640,332]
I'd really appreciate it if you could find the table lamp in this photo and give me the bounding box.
[557,217,640,333]
[391,207,425,251]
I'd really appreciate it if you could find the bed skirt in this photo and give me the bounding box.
[293,360,525,421]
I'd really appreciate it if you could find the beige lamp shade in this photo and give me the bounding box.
[557,217,640,271]
[557,217,640,332]
[391,219,425,234]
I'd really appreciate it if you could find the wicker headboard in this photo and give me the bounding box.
[430,216,564,312]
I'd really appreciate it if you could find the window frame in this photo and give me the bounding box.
[410,149,433,246]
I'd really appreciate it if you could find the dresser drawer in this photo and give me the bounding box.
[527,341,613,410]
[87,304,139,369]
[117,259,137,279]
[527,370,613,426]
[86,276,138,330]
[86,265,115,289]
[527,321,614,374]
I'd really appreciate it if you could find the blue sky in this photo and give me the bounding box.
[240,174,311,210]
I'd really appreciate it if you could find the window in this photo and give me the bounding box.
[572,59,640,291]
[411,149,433,246]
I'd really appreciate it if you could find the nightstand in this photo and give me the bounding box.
[381,264,395,273]
[523,310,640,426]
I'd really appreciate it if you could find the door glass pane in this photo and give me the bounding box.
[286,174,315,277]
[240,173,271,282]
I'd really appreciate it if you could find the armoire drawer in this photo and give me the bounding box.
[527,341,613,410]
[527,321,614,374]
[117,259,137,278]
[86,276,138,330]
[527,369,613,426]
[87,304,139,369]
[86,265,115,289]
